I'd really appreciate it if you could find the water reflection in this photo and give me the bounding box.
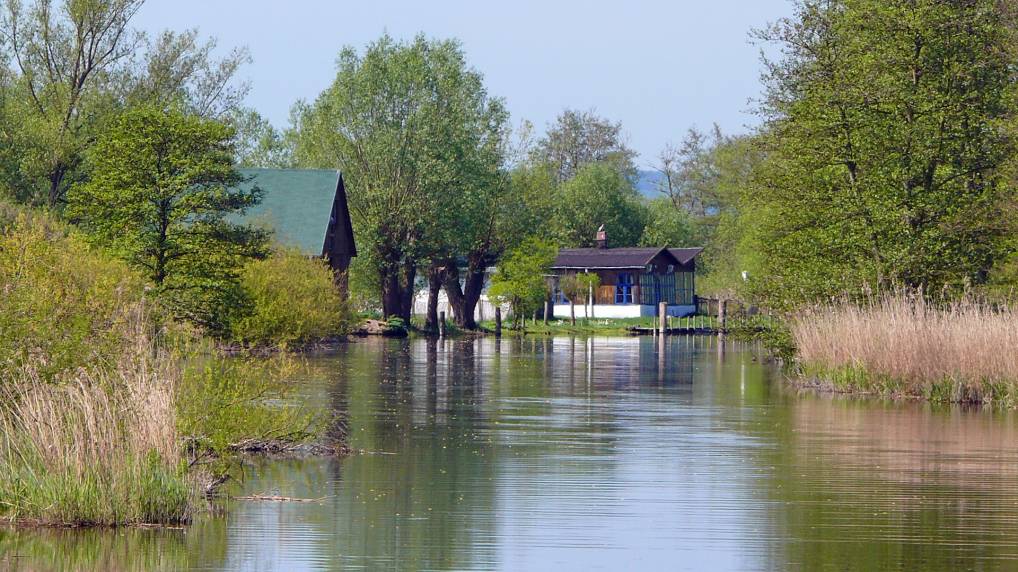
[5,336,1018,571]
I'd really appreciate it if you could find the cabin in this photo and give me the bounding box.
[550,228,701,318]
[233,168,356,284]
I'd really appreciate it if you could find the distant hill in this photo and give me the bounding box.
[636,170,665,199]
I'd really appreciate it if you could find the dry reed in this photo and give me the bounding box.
[790,292,1018,403]
[0,315,199,526]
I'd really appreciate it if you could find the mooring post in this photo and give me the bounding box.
[494,306,502,337]
[718,299,727,334]
[658,301,667,336]
[439,311,446,338]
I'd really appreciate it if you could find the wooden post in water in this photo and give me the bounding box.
[658,302,667,336]
[439,311,447,338]
[494,306,502,337]
[718,299,727,334]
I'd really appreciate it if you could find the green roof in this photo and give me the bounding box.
[234,168,341,255]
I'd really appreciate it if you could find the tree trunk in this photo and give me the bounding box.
[48,164,66,207]
[380,270,403,319]
[380,262,416,322]
[460,253,486,330]
[440,254,486,331]
[570,300,576,325]
[424,264,443,333]
[398,264,416,321]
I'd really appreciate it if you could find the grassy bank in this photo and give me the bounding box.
[790,294,1018,406]
[0,211,335,527]
[473,315,721,336]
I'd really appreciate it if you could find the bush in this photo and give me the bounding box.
[176,355,321,457]
[0,213,146,381]
[229,249,348,346]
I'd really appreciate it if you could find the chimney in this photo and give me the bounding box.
[595,225,607,249]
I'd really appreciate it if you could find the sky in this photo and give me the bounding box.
[133,0,794,167]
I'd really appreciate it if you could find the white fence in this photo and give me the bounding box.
[411,291,508,322]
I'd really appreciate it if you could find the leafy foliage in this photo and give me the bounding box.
[551,163,646,247]
[0,0,249,205]
[532,109,638,183]
[639,197,695,249]
[67,106,269,332]
[176,356,320,457]
[0,211,145,380]
[292,34,508,320]
[744,0,1018,307]
[229,249,348,346]
[488,238,557,326]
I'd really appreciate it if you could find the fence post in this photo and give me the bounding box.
[658,301,667,336]
[495,306,502,337]
[439,311,446,338]
[718,299,727,334]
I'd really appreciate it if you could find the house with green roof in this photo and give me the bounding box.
[233,168,357,281]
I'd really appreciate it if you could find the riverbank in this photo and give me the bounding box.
[0,212,344,528]
[788,294,1018,407]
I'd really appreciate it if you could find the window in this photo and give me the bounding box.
[675,272,694,305]
[615,273,634,304]
[658,273,676,304]
[639,273,655,304]
[553,288,569,304]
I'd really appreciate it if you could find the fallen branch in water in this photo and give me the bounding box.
[228,438,348,457]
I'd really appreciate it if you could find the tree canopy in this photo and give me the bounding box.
[291,34,509,321]
[741,0,1018,306]
[67,106,268,330]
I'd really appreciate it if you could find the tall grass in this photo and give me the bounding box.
[0,318,199,526]
[791,292,1018,404]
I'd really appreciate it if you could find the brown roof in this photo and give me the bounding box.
[552,246,702,269]
[668,248,703,265]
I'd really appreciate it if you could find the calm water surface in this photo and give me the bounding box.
[3,336,1018,571]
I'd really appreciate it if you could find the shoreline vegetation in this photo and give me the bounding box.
[788,293,1018,407]
[0,208,345,528]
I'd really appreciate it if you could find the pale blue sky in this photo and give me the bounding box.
[134,0,793,166]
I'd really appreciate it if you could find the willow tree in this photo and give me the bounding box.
[745,0,1018,306]
[292,35,508,321]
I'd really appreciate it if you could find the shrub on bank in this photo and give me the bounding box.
[0,212,334,527]
[0,214,145,380]
[176,355,322,457]
[791,293,1018,405]
[229,249,348,346]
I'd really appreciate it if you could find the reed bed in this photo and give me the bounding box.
[790,293,1018,404]
[0,331,200,527]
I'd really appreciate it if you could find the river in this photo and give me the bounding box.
[3,336,1018,571]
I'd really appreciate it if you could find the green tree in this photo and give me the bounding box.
[552,163,646,247]
[745,0,1018,306]
[231,108,294,168]
[0,0,249,205]
[67,107,268,331]
[639,197,695,248]
[488,238,557,328]
[291,34,508,322]
[532,109,637,183]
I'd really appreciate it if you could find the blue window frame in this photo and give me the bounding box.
[615,273,634,304]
